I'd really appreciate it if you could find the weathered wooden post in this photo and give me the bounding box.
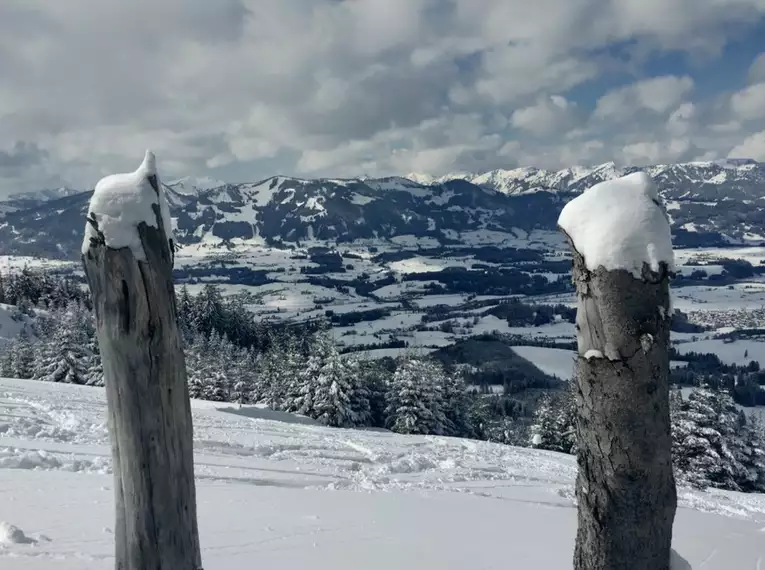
[82,151,202,570]
[558,172,677,570]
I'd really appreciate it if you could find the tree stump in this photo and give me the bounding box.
[558,173,677,570]
[82,151,202,570]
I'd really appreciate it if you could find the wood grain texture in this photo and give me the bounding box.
[566,240,677,570]
[82,187,202,570]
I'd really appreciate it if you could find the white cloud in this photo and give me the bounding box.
[511,95,578,136]
[666,102,696,136]
[709,120,743,133]
[729,130,765,160]
[0,0,765,193]
[621,138,694,165]
[730,82,765,120]
[594,76,694,120]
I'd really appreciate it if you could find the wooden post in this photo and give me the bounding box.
[82,151,202,570]
[558,173,677,570]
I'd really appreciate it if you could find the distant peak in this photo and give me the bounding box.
[166,175,227,194]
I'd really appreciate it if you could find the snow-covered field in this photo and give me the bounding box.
[674,338,765,366]
[0,378,763,569]
[510,346,576,380]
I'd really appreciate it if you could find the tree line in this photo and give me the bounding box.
[530,385,765,493]
[0,279,481,437]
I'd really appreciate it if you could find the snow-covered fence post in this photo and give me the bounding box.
[81,151,202,570]
[558,172,677,570]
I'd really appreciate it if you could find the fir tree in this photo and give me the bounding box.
[177,285,194,331]
[281,332,321,413]
[442,369,472,437]
[732,413,765,492]
[230,347,256,404]
[33,317,88,384]
[186,332,210,399]
[346,357,372,427]
[203,371,227,402]
[308,341,355,427]
[671,387,746,491]
[0,343,14,377]
[530,388,577,454]
[191,284,225,335]
[10,329,35,379]
[357,359,390,428]
[385,355,444,435]
[87,352,104,386]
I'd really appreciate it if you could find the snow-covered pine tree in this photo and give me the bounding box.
[85,311,103,386]
[185,331,211,399]
[307,339,356,427]
[277,331,321,413]
[271,333,307,411]
[421,358,448,435]
[345,356,372,427]
[286,330,330,415]
[442,368,472,437]
[202,371,227,402]
[0,342,14,377]
[230,346,256,405]
[731,413,765,492]
[530,388,577,454]
[191,284,225,336]
[671,387,746,491]
[255,339,282,407]
[385,354,444,435]
[177,285,194,332]
[212,333,237,401]
[10,329,35,379]
[32,306,88,384]
[356,359,390,428]
[87,351,104,386]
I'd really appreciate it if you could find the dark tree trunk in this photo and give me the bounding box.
[567,243,677,570]
[82,169,202,570]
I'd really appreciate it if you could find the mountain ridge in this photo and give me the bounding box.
[0,160,763,259]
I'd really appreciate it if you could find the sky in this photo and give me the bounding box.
[1,0,765,196]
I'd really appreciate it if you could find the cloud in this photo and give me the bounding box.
[594,76,695,120]
[511,95,579,136]
[0,141,47,172]
[0,0,765,194]
[666,103,696,136]
[748,52,765,83]
[730,82,765,120]
[0,141,65,194]
[620,138,696,165]
[729,130,765,160]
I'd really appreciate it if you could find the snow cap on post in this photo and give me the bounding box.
[82,150,175,262]
[557,171,673,279]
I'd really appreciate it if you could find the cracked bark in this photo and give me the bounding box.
[565,238,677,570]
[82,180,202,570]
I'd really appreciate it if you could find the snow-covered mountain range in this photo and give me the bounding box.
[0,160,763,258]
[0,187,82,216]
[407,158,764,197]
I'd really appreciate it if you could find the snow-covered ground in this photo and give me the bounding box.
[509,346,690,381]
[0,378,763,569]
[510,346,576,380]
[674,338,765,366]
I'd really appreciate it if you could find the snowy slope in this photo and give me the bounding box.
[0,378,763,569]
[511,346,576,380]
